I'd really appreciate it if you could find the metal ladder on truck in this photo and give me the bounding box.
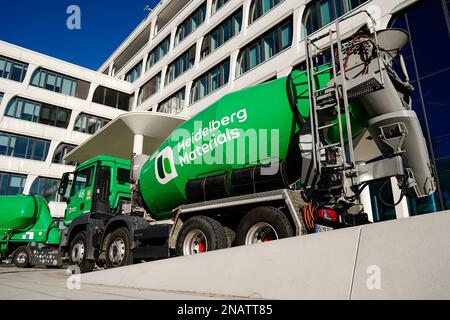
[304,10,384,188]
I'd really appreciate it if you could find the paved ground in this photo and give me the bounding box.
[0,264,225,300]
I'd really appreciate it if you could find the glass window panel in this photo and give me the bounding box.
[281,22,292,50]
[23,101,36,122]
[0,135,9,155]
[263,31,275,59]
[249,43,259,69]
[320,0,333,26]
[56,109,70,128]
[223,61,230,84]
[3,61,11,79]
[39,71,46,87]
[9,176,25,195]
[11,63,23,82]
[31,70,40,86]
[55,76,62,93]
[62,78,73,95]
[5,99,16,117]
[0,59,5,77]
[13,136,28,159]
[45,73,56,91]
[223,20,232,42]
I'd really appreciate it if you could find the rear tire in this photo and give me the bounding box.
[105,228,132,269]
[69,231,95,273]
[175,216,228,256]
[236,207,294,246]
[14,247,31,268]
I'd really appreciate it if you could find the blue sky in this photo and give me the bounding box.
[0,0,160,70]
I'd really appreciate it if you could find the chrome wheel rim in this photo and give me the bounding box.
[16,252,27,264]
[183,229,207,255]
[71,241,85,264]
[109,238,126,266]
[245,222,278,245]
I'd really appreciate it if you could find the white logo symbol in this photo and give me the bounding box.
[155,147,178,185]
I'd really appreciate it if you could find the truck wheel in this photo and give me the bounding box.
[236,207,294,246]
[105,228,132,269]
[69,231,95,273]
[14,247,31,268]
[175,216,228,256]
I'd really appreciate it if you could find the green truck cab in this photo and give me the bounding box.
[61,155,132,225]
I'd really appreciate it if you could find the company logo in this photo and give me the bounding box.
[155,147,178,185]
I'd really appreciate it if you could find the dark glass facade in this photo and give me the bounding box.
[0,172,26,195]
[30,176,61,202]
[371,0,450,219]
[5,97,72,128]
[0,131,50,161]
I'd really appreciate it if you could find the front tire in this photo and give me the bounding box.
[105,228,132,269]
[236,207,294,246]
[14,247,31,268]
[175,216,228,256]
[69,231,95,273]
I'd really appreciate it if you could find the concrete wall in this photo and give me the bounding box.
[82,211,450,299]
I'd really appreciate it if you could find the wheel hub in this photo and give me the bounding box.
[109,238,126,266]
[71,241,85,264]
[183,229,207,255]
[16,252,27,264]
[245,222,278,245]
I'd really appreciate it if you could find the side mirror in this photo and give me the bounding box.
[59,172,70,196]
[62,196,71,204]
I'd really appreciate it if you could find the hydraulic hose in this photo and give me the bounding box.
[286,73,305,127]
[378,179,405,207]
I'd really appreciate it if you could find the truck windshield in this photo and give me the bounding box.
[71,166,94,196]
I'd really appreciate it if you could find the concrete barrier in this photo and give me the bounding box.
[82,211,450,299]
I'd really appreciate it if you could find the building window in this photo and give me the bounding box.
[249,0,284,24]
[191,58,230,103]
[125,61,142,83]
[74,113,110,135]
[158,88,185,114]
[0,56,28,82]
[175,2,207,46]
[0,172,26,196]
[30,68,90,99]
[138,72,162,105]
[166,45,196,85]
[0,131,50,161]
[146,36,170,71]
[212,0,230,15]
[30,177,61,202]
[237,16,293,76]
[201,8,243,59]
[53,143,77,166]
[388,0,450,214]
[302,0,368,37]
[0,93,3,105]
[5,97,72,128]
[92,86,132,111]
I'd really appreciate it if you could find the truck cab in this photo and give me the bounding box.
[60,155,132,225]
[58,155,135,272]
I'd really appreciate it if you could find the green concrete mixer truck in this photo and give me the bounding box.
[1,23,437,273]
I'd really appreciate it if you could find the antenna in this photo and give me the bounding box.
[144,5,153,13]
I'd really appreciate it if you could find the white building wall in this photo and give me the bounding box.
[99,0,417,119]
[0,41,133,217]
